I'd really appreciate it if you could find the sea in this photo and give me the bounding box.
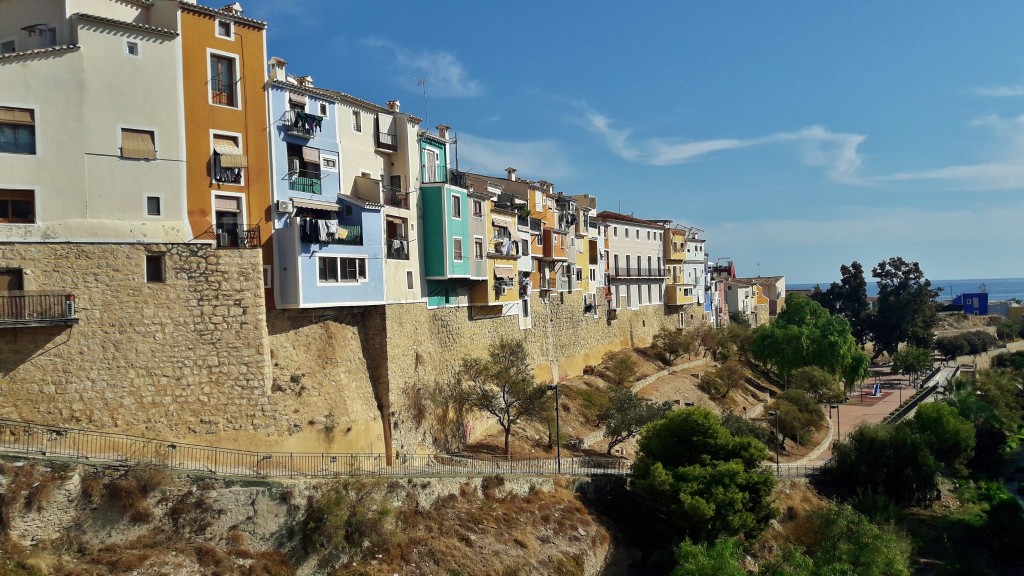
[788,278,1024,302]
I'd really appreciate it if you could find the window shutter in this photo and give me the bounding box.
[121,129,156,160]
[0,107,33,125]
[301,146,320,164]
[213,135,247,168]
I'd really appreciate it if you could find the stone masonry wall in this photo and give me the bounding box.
[0,243,270,442]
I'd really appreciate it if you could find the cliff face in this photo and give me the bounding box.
[0,458,613,576]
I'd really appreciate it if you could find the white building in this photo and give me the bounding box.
[598,211,666,310]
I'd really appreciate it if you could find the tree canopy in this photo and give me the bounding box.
[632,408,776,542]
[598,387,672,455]
[751,294,870,387]
[810,261,874,346]
[870,257,940,359]
[460,336,548,455]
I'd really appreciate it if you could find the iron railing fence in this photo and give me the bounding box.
[0,419,630,478]
[0,291,76,322]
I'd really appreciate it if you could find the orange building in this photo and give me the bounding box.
[179,2,273,303]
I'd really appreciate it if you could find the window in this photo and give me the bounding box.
[590,268,596,282]
[0,190,34,223]
[351,110,362,132]
[210,54,237,107]
[0,107,35,155]
[0,40,14,55]
[576,267,583,282]
[212,134,245,183]
[146,196,161,216]
[453,237,464,261]
[120,128,156,160]
[474,237,484,260]
[145,254,165,283]
[263,265,272,289]
[451,194,461,219]
[537,231,543,246]
[216,19,233,39]
[318,256,366,283]
[318,102,329,117]
[320,156,338,172]
[406,270,414,290]
[126,41,139,57]
[423,148,439,182]
[472,199,482,217]
[613,226,617,237]
[646,230,651,240]
[43,27,56,48]
[521,239,529,255]
[625,228,629,238]
[647,284,652,303]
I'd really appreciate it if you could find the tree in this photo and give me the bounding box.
[652,327,698,365]
[720,412,770,446]
[768,389,825,446]
[607,351,638,385]
[460,336,548,455]
[827,422,938,504]
[751,294,869,386]
[698,360,746,399]
[934,335,970,360]
[670,539,745,576]
[802,504,913,576]
[597,387,672,455]
[728,310,751,329]
[910,403,975,475]
[813,261,874,346]
[789,366,841,402]
[870,257,941,359]
[632,408,776,542]
[891,345,932,387]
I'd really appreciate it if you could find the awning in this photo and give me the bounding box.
[494,266,516,282]
[214,195,241,212]
[0,107,33,125]
[492,216,512,226]
[288,93,307,107]
[213,138,248,168]
[301,146,320,164]
[291,197,338,212]
[121,129,156,160]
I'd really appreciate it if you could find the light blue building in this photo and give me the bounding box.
[267,63,385,308]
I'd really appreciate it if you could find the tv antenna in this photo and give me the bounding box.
[415,77,427,123]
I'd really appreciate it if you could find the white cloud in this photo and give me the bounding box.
[582,108,868,184]
[456,133,575,179]
[364,38,482,98]
[872,113,1024,190]
[975,86,1024,97]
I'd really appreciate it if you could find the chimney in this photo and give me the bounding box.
[436,124,450,139]
[506,167,517,182]
[387,100,401,112]
[268,57,287,82]
[296,75,313,88]
[222,2,243,15]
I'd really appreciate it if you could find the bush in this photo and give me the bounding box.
[105,466,168,523]
[789,366,842,401]
[652,327,698,365]
[670,539,745,576]
[299,480,399,556]
[720,412,770,446]
[826,422,938,504]
[767,389,824,446]
[698,361,745,399]
[607,352,638,385]
[909,402,975,475]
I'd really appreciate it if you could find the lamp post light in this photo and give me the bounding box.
[767,410,780,475]
[829,403,840,442]
[546,384,561,474]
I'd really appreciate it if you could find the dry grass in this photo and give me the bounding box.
[105,465,168,523]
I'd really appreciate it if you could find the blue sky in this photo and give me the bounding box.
[244,1,1024,284]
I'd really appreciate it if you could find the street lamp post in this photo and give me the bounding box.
[830,403,840,442]
[767,410,780,475]
[547,384,561,474]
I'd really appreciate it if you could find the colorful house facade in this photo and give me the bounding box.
[421,126,472,308]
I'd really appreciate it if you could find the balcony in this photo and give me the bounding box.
[424,167,467,188]
[300,221,362,246]
[386,237,410,260]
[382,185,410,209]
[289,169,322,195]
[213,166,243,184]
[216,225,261,249]
[0,292,79,328]
[283,109,323,139]
[608,267,666,280]
[375,131,398,152]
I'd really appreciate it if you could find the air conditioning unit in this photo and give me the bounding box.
[276,200,294,214]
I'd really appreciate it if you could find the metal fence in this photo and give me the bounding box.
[0,419,630,479]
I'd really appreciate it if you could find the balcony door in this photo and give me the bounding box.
[214,195,244,248]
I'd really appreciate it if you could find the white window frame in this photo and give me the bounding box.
[453,237,464,262]
[125,40,140,58]
[316,255,368,285]
[207,48,241,110]
[351,109,362,133]
[472,199,483,217]
[317,101,329,118]
[0,187,38,225]
[210,130,245,187]
[144,194,164,218]
[473,235,484,260]
[320,155,339,173]
[450,194,462,220]
[215,18,234,40]
[117,124,158,160]
[210,190,247,242]
[406,270,414,290]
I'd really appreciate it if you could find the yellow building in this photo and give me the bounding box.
[179,2,273,302]
[470,197,521,308]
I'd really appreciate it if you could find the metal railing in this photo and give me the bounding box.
[215,226,261,249]
[299,221,362,245]
[375,131,398,152]
[0,419,630,478]
[289,171,322,194]
[609,267,666,279]
[386,237,410,260]
[0,291,76,323]
[283,109,323,138]
[382,185,409,209]
[211,78,236,107]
